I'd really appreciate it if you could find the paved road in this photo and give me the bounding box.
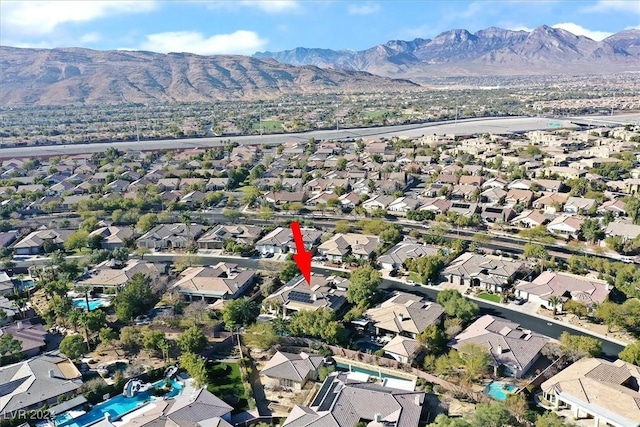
[2,113,638,158]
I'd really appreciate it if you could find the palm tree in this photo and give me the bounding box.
[181,212,192,245]
[158,339,170,363]
[76,285,92,312]
[548,296,561,315]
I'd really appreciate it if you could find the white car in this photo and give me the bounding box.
[406,280,418,286]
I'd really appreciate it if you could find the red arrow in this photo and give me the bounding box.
[290,221,312,286]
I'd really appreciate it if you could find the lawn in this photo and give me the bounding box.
[477,292,501,303]
[251,120,282,132]
[207,362,245,399]
[364,110,390,119]
[408,272,425,285]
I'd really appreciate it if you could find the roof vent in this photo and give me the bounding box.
[496,345,503,354]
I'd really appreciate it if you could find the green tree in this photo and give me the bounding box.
[78,309,107,352]
[336,157,347,171]
[177,326,208,353]
[243,322,278,350]
[458,342,491,381]
[98,327,118,351]
[535,411,574,427]
[279,259,300,283]
[222,297,258,330]
[288,309,345,344]
[580,218,604,243]
[559,332,602,361]
[0,333,22,359]
[523,243,548,260]
[334,220,351,234]
[437,289,479,323]
[619,340,640,365]
[179,352,208,388]
[64,230,90,251]
[113,273,157,322]
[347,265,381,309]
[141,327,166,355]
[417,324,446,354]
[625,197,640,225]
[595,301,625,332]
[136,213,158,233]
[119,326,141,352]
[473,402,514,427]
[428,414,472,427]
[59,335,86,360]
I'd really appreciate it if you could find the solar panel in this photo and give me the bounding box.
[288,290,313,304]
[311,377,334,407]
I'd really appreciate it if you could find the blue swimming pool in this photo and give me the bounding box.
[335,362,407,381]
[13,279,36,290]
[55,380,183,427]
[484,381,517,401]
[71,298,108,311]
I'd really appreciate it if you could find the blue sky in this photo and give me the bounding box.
[1,1,638,55]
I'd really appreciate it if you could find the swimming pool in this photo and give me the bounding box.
[55,380,183,427]
[71,298,109,311]
[484,381,517,401]
[335,362,407,381]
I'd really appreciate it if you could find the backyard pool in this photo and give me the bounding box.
[13,278,35,290]
[71,298,110,311]
[335,362,407,381]
[55,380,183,427]
[484,381,518,401]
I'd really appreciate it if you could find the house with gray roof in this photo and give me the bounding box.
[170,262,254,302]
[0,295,18,321]
[0,319,48,357]
[282,372,425,427]
[265,274,349,317]
[89,226,133,250]
[256,227,322,255]
[603,221,640,242]
[0,351,82,417]
[261,351,324,390]
[449,314,551,378]
[12,229,74,255]
[378,240,440,271]
[197,224,263,250]
[442,253,527,292]
[137,223,204,250]
[382,336,423,364]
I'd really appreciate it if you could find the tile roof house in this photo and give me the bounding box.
[282,372,426,427]
[541,358,640,427]
[515,271,611,313]
[564,197,598,214]
[0,351,82,416]
[12,229,74,255]
[170,262,254,301]
[378,241,440,271]
[75,259,162,291]
[597,199,626,216]
[265,274,349,317]
[261,351,324,390]
[137,223,204,250]
[0,295,18,321]
[546,215,584,240]
[382,336,423,364]
[256,227,322,255]
[196,224,262,250]
[317,233,380,263]
[449,314,551,378]
[603,221,640,242]
[89,226,134,250]
[363,292,444,339]
[442,253,527,292]
[0,319,47,357]
[511,210,551,228]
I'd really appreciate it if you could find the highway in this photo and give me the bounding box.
[1,113,638,158]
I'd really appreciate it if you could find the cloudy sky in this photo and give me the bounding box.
[1,0,638,55]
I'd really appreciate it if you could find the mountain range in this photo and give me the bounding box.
[1,25,638,106]
[255,26,640,79]
[0,47,417,106]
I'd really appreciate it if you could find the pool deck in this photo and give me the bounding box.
[333,356,417,381]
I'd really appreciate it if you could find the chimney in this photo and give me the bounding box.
[397,312,404,321]
[496,345,503,354]
[48,369,55,378]
[415,394,421,406]
[374,414,382,423]
[17,321,22,330]
[605,282,611,291]
[311,293,317,302]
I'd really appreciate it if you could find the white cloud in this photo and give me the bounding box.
[505,25,534,32]
[348,4,380,15]
[0,1,157,37]
[139,30,268,55]
[206,0,300,13]
[79,32,102,44]
[584,0,640,14]
[552,22,613,40]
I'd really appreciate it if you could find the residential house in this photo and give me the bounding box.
[0,319,47,357]
[515,271,611,313]
[442,253,527,292]
[382,336,423,364]
[282,372,426,427]
[75,259,162,292]
[540,358,640,427]
[206,177,229,191]
[0,295,18,321]
[480,206,516,224]
[0,273,14,297]
[532,179,565,193]
[0,351,82,417]
[197,225,262,250]
[387,197,422,214]
[505,189,534,208]
[507,179,533,190]
[261,351,324,390]
[361,195,395,212]
[170,262,254,302]
[533,193,569,214]
[317,233,380,263]
[603,221,640,242]
[89,226,133,250]
[12,229,73,255]
[137,223,204,250]
[179,190,206,206]
[597,199,626,217]
[480,187,507,205]
[449,315,551,378]
[511,210,550,228]
[546,215,584,240]
[264,191,307,206]
[378,241,440,271]
[255,227,322,255]
[265,274,349,317]
[448,202,479,216]
[363,292,444,339]
[564,197,598,214]
[419,198,451,215]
